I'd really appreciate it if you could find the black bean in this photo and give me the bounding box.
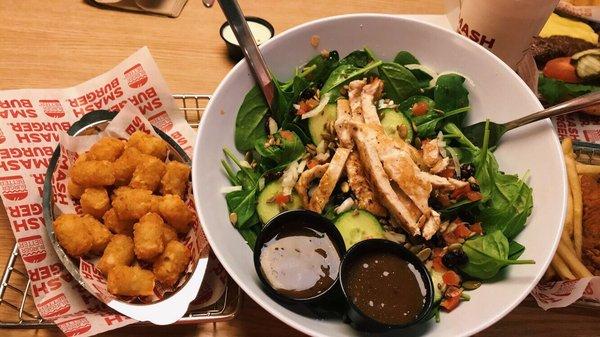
[442,249,469,268]
[460,164,475,181]
[470,183,480,192]
[299,87,317,101]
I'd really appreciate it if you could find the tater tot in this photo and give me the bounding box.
[111,187,155,221]
[160,161,190,197]
[97,235,135,275]
[158,194,193,233]
[113,147,143,186]
[88,137,125,162]
[80,187,110,219]
[54,214,93,257]
[102,208,135,235]
[67,179,85,199]
[133,213,165,261]
[71,160,115,187]
[153,241,191,287]
[81,215,112,254]
[129,155,166,191]
[127,131,168,160]
[162,224,178,245]
[107,265,155,297]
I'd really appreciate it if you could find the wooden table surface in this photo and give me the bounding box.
[0,0,598,336]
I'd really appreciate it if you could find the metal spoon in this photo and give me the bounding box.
[462,90,600,148]
[216,0,275,110]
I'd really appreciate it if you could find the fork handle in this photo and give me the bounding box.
[504,90,600,131]
[217,0,276,110]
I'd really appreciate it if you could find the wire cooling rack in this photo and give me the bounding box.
[0,94,243,328]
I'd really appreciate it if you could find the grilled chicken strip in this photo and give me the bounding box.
[345,152,388,217]
[419,173,468,190]
[348,80,366,123]
[368,126,432,216]
[360,78,384,127]
[335,99,353,148]
[295,163,329,208]
[352,126,420,236]
[308,148,351,213]
[421,210,442,240]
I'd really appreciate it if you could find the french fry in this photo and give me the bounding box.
[565,156,583,259]
[543,265,556,281]
[551,253,576,280]
[557,238,594,278]
[561,138,573,157]
[576,163,600,175]
[565,185,574,239]
[560,230,576,254]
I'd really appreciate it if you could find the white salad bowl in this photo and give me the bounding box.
[193,14,566,337]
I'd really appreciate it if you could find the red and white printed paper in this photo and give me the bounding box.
[552,113,600,143]
[0,47,225,336]
[532,276,600,310]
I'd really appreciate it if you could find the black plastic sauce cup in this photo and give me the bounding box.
[220,16,274,61]
[253,210,346,304]
[339,239,435,332]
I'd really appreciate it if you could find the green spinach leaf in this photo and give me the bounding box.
[225,189,258,229]
[222,148,261,230]
[339,50,372,67]
[393,51,420,65]
[234,86,269,151]
[538,74,600,105]
[239,223,261,249]
[434,74,469,125]
[473,122,533,239]
[460,231,535,280]
[254,130,304,168]
[415,106,470,138]
[508,241,525,260]
[321,61,382,99]
[478,172,533,240]
[378,62,420,103]
[302,51,340,85]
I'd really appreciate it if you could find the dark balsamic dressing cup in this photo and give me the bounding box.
[253,210,346,305]
[339,239,435,332]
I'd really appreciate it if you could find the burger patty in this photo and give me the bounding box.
[531,36,597,68]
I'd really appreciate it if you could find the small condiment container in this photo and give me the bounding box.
[339,239,434,332]
[253,210,346,304]
[220,17,274,61]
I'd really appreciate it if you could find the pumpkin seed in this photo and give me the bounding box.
[229,212,238,225]
[409,245,423,254]
[462,280,481,290]
[417,248,432,262]
[448,243,462,251]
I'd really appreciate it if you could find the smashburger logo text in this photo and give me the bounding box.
[0,175,28,201]
[124,63,148,88]
[18,234,46,263]
[39,99,66,118]
[38,293,71,318]
[57,316,92,337]
[0,98,37,119]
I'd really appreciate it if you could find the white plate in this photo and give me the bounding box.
[193,14,566,337]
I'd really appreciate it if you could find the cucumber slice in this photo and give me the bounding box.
[257,180,302,224]
[380,108,414,143]
[334,210,384,249]
[429,267,446,303]
[308,104,337,145]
